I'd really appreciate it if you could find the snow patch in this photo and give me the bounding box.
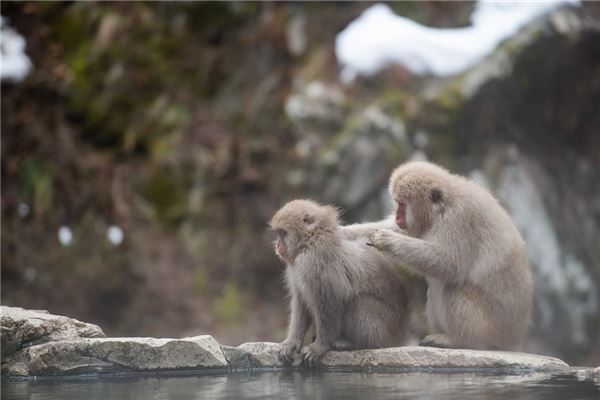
[1,16,32,82]
[335,0,578,82]
[58,226,73,246]
[107,225,124,246]
[17,202,30,218]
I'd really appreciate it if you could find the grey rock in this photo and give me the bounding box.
[1,308,572,377]
[227,342,569,372]
[226,342,301,369]
[1,306,104,362]
[4,335,227,376]
[321,346,569,371]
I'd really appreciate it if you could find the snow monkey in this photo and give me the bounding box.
[366,161,532,350]
[270,199,409,366]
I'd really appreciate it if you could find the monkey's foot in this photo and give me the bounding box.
[301,342,329,368]
[330,338,354,351]
[420,334,453,349]
[278,339,302,364]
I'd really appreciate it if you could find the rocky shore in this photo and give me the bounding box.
[1,306,580,377]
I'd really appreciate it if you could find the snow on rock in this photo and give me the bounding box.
[335,0,579,82]
[0,16,32,82]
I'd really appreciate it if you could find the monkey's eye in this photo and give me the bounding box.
[430,188,443,203]
[275,229,287,238]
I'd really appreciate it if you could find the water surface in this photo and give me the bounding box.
[3,371,599,400]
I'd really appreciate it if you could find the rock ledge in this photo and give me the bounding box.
[1,306,571,377]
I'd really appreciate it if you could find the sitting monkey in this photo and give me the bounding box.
[367,161,533,350]
[271,199,409,366]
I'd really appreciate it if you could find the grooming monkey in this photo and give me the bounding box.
[367,161,532,350]
[271,199,409,365]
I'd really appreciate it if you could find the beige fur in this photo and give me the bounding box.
[270,199,409,365]
[368,161,533,350]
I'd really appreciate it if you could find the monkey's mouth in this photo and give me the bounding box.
[396,201,407,229]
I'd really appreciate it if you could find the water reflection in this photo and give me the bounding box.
[2,371,599,400]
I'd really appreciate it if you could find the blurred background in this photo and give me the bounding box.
[1,1,599,367]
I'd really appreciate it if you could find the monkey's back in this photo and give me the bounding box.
[340,238,410,347]
[436,174,533,348]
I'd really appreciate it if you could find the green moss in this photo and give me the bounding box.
[388,2,426,24]
[141,167,188,225]
[435,78,464,113]
[19,156,54,216]
[215,282,245,322]
[55,5,95,53]
[381,88,406,119]
[192,269,208,293]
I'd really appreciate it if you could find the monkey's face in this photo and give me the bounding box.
[274,228,290,262]
[271,223,310,264]
[389,166,447,237]
[395,199,408,229]
[270,199,340,264]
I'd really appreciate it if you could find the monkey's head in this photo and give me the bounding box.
[270,199,340,264]
[389,161,450,237]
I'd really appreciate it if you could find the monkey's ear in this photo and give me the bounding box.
[302,213,315,225]
[430,188,443,203]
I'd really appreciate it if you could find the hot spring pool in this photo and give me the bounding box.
[3,370,599,400]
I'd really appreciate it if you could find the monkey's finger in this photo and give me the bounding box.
[284,351,295,363]
[303,353,312,367]
[366,242,375,247]
[302,351,313,366]
[279,350,292,364]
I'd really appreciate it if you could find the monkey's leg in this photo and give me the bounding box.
[420,333,453,348]
[279,293,311,364]
[445,289,497,350]
[330,338,354,351]
[301,302,343,367]
[344,293,407,350]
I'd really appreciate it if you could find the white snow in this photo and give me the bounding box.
[17,202,30,218]
[107,225,124,246]
[58,226,73,246]
[0,16,32,82]
[24,267,37,282]
[335,0,579,82]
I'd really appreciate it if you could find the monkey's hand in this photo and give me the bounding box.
[367,229,397,252]
[278,339,302,364]
[301,342,329,367]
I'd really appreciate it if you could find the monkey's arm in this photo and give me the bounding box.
[369,230,458,282]
[286,293,311,343]
[341,216,403,240]
[279,293,311,363]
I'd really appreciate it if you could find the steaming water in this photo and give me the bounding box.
[3,371,599,400]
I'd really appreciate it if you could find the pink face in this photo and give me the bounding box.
[275,229,289,261]
[395,199,407,229]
